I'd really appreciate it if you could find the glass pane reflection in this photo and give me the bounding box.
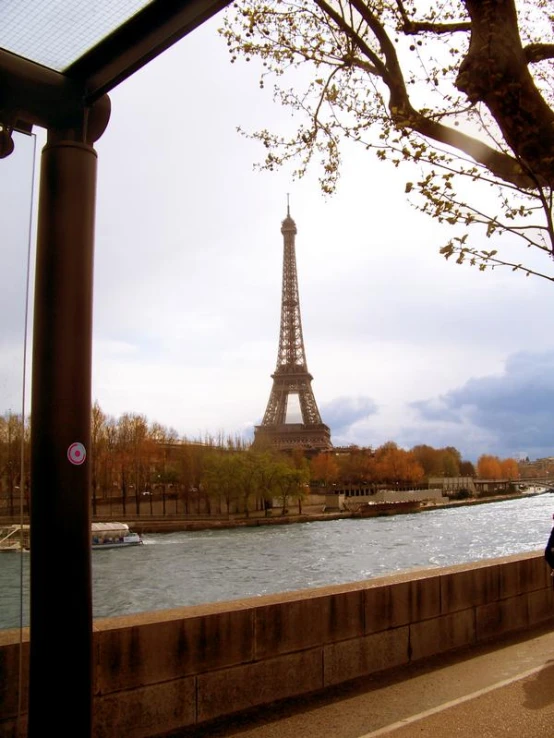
[0,129,36,630]
[0,0,153,72]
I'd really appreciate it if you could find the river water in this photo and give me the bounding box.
[2,493,554,630]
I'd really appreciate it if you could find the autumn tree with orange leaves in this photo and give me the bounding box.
[500,458,520,479]
[309,452,340,486]
[411,444,464,477]
[477,454,520,479]
[373,442,425,484]
[0,401,529,519]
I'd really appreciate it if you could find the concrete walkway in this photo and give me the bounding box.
[170,623,554,738]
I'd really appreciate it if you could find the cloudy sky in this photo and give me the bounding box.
[2,9,554,463]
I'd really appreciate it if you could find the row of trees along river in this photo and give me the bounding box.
[0,404,528,519]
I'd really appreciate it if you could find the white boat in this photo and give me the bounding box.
[91,522,143,549]
[0,524,30,552]
[0,522,142,551]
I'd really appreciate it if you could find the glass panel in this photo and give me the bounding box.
[0,129,36,630]
[0,0,153,72]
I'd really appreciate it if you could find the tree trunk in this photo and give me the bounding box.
[457,0,554,185]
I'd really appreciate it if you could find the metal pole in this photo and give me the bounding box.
[28,134,98,737]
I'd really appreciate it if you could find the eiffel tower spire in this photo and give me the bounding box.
[254,207,331,452]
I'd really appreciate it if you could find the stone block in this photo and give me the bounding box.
[254,589,363,659]
[541,562,554,590]
[410,609,475,661]
[326,589,365,643]
[323,627,409,686]
[409,576,441,622]
[254,597,326,660]
[197,648,323,723]
[525,555,549,592]
[440,565,499,614]
[364,581,410,632]
[364,575,440,633]
[93,677,195,738]
[476,593,528,642]
[95,607,254,693]
[528,588,554,626]
[499,556,545,599]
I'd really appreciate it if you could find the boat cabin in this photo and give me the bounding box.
[0,524,31,552]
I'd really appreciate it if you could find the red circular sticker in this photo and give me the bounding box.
[67,442,86,465]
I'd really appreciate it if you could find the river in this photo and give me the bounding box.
[2,493,554,630]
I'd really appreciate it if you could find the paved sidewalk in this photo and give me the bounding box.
[365,663,554,737]
[171,623,554,738]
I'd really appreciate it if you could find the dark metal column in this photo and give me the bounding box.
[28,103,108,736]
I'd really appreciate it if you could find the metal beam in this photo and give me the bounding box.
[66,0,233,103]
[0,1,231,130]
[0,49,86,132]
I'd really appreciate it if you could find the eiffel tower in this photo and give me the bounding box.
[254,205,332,452]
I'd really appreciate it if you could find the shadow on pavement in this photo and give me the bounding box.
[522,662,554,709]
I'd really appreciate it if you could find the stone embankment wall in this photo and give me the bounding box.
[1,552,553,738]
[373,489,444,503]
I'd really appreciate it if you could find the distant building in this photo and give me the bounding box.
[518,457,554,479]
[428,476,476,496]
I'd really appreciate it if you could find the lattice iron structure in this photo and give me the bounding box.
[254,207,331,452]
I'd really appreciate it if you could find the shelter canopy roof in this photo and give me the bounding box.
[0,0,230,132]
[0,0,154,73]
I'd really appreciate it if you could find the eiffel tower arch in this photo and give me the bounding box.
[254,206,332,453]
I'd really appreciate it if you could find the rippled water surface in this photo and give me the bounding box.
[2,493,554,629]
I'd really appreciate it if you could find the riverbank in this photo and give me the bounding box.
[100,489,552,535]
[1,489,549,536]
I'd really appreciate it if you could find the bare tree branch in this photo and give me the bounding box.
[395,0,470,34]
[317,0,536,188]
[525,43,554,64]
[402,21,471,34]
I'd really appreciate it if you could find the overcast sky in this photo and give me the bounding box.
[2,10,554,463]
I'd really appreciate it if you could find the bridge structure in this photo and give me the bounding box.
[429,475,554,498]
[517,477,554,488]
